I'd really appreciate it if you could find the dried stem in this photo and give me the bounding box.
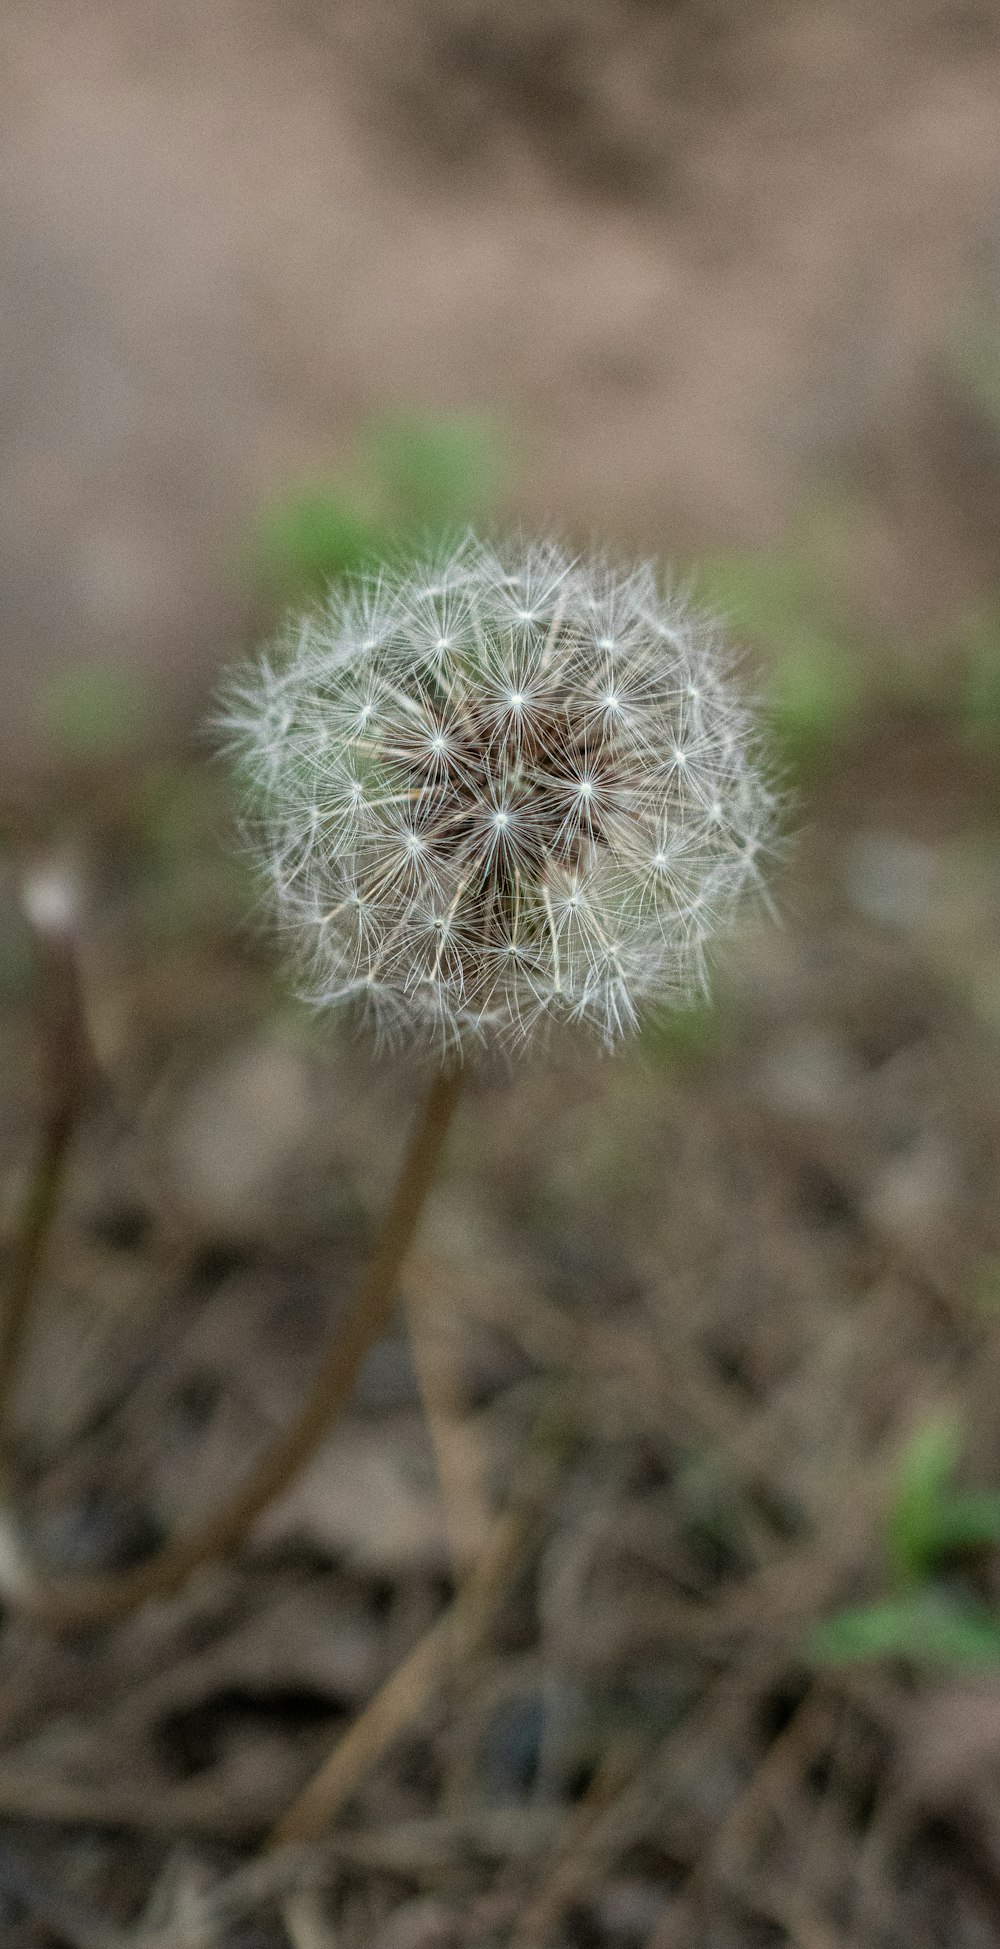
[269,1441,560,1849]
[13,1065,464,1630]
[405,1250,492,1571]
[0,875,94,1438]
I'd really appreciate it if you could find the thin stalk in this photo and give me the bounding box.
[0,895,93,1435]
[0,1105,75,1422]
[269,1442,559,1849]
[17,1065,464,1630]
[405,1261,491,1572]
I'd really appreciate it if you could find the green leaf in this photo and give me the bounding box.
[810,1591,1000,1669]
[969,1258,1000,1316]
[366,411,505,531]
[251,487,389,600]
[955,604,1000,741]
[247,413,506,604]
[691,545,863,769]
[768,641,863,758]
[925,1491,1000,1559]
[641,993,721,1067]
[888,1414,963,1585]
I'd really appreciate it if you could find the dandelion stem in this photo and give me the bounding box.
[11,1065,464,1630]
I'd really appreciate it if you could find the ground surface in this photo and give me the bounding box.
[3,4,1000,1945]
[0,711,997,1945]
[3,0,1000,765]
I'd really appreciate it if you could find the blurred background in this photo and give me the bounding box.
[3,0,1000,770]
[2,4,1000,1946]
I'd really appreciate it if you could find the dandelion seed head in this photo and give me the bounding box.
[218,535,777,1057]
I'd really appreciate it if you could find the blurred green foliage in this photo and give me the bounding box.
[34,663,153,762]
[253,493,387,601]
[250,409,507,603]
[690,510,866,774]
[367,414,505,532]
[970,1258,1000,1316]
[883,1414,1000,1585]
[692,507,1000,772]
[953,601,1000,744]
[811,1591,1000,1668]
[811,1413,1000,1670]
[640,990,722,1068]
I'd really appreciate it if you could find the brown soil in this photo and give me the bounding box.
[3,6,1000,1946]
[3,0,1000,764]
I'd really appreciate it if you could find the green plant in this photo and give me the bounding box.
[34,663,153,762]
[1,534,777,1638]
[811,1414,1000,1670]
[249,409,506,601]
[950,601,1000,745]
[690,510,865,773]
[639,989,722,1068]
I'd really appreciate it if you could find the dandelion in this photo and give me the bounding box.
[0,536,775,1643]
[221,535,776,1058]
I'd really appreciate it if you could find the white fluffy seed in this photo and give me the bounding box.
[218,535,777,1057]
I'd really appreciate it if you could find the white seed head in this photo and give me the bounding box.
[218,536,777,1058]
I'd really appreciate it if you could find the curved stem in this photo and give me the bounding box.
[16,1065,464,1630]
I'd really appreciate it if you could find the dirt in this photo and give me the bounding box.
[0,704,994,1942]
[3,4,1000,1945]
[3,0,1000,773]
